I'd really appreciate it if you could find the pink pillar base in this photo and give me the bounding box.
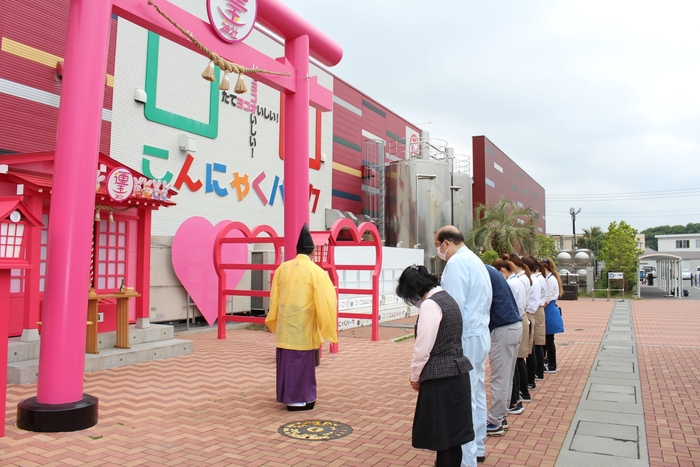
[16,395,98,433]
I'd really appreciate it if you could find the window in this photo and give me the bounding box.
[523,188,529,195]
[510,184,517,192]
[39,213,48,292]
[696,239,700,248]
[10,213,49,293]
[10,269,23,293]
[485,177,495,188]
[95,220,128,290]
[676,240,690,249]
[493,162,503,173]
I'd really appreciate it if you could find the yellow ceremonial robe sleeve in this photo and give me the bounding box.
[266,266,281,335]
[312,264,339,345]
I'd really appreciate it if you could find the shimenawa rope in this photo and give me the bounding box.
[147,0,290,93]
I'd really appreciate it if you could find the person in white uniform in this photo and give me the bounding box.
[435,226,492,466]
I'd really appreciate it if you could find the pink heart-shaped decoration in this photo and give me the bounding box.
[172,217,247,326]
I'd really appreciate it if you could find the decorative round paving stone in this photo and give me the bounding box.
[278,420,353,441]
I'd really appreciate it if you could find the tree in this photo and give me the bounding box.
[480,250,499,265]
[576,226,604,254]
[536,234,558,260]
[466,198,538,255]
[597,221,642,290]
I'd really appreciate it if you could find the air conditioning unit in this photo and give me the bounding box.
[250,250,275,315]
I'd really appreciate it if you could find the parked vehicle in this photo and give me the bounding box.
[682,269,691,280]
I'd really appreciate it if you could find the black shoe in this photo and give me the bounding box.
[477,455,486,463]
[287,401,315,411]
[544,366,557,373]
[520,393,532,402]
[528,383,536,391]
[501,417,509,430]
[535,375,545,381]
[507,402,524,415]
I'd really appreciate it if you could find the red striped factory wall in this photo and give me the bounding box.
[331,78,420,215]
[0,0,116,155]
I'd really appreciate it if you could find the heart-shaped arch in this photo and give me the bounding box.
[213,221,283,338]
[327,218,383,341]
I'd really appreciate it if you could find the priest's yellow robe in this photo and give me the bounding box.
[266,254,338,350]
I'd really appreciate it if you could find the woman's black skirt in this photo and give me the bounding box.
[412,372,474,452]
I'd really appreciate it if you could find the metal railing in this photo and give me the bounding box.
[591,288,626,301]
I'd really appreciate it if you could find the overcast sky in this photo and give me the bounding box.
[279,0,700,237]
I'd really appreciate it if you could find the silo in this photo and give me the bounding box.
[385,158,452,274]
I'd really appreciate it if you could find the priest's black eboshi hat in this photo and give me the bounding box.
[296,223,315,255]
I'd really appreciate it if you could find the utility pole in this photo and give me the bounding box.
[570,207,581,249]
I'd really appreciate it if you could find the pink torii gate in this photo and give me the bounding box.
[16,0,342,432]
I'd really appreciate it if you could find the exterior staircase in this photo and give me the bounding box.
[7,324,194,384]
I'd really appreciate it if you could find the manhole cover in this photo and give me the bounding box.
[279,420,353,441]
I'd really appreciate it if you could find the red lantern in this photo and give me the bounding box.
[0,196,41,437]
[0,196,41,267]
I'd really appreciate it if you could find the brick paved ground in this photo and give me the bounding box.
[633,300,700,467]
[0,298,695,466]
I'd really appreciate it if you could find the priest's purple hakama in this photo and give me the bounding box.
[276,348,317,404]
[265,225,338,410]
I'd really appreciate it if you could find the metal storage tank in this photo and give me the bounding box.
[451,172,473,237]
[385,158,453,274]
[556,251,573,270]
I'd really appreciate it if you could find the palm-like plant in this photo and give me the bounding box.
[576,226,604,253]
[466,198,538,255]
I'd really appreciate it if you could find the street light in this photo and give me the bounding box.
[570,207,581,249]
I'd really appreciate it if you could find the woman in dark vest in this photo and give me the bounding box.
[396,264,474,467]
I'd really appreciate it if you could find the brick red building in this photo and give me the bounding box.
[472,135,546,234]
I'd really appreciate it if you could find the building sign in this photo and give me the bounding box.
[406,127,420,159]
[107,168,134,202]
[608,272,624,280]
[207,0,257,43]
[140,147,322,213]
[409,134,419,156]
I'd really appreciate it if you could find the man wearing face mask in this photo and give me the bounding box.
[435,226,493,466]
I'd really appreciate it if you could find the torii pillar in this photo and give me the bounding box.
[254,0,343,256]
[16,0,341,432]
